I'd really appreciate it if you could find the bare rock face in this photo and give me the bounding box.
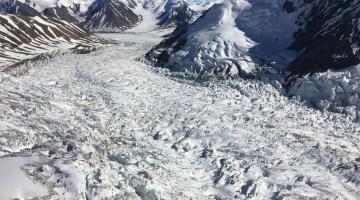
[288,0,360,74]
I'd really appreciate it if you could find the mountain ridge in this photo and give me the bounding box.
[0,0,141,31]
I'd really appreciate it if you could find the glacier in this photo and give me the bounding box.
[0,31,359,199]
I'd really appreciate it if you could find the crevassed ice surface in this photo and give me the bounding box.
[0,32,359,199]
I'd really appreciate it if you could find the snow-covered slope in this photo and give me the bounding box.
[147,0,298,76]
[128,0,198,33]
[0,14,105,71]
[147,0,360,76]
[15,0,95,12]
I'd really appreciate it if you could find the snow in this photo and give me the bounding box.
[148,0,303,76]
[54,160,87,199]
[129,0,189,33]
[0,156,48,200]
[16,0,96,12]
[127,4,160,33]
[288,65,360,117]
[185,0,221,11]
[32,16,58,27]
[97,31,167,43]
[151,0,258,75]
[0,31,359,199]
[130,0,198,33]
[14,0,146,14]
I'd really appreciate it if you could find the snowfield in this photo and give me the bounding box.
[0,32,360,199]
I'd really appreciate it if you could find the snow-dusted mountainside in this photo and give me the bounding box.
[128,0,198,32]
[0,0,141,31]
[0,0,200,32]
[147,0,360,76]
[84,0,140,31]
[0,14,105,71]
[156,0,197,28]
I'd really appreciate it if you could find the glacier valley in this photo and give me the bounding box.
[0,31,359,200]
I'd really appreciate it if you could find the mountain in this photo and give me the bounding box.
[128,0,198,32]
[288,0,360,74]
[156,0,197,28]
[146,0,296,76]
[147,0,360,76]
[0,0,141,31]
[0,0,200,32]
[0,0,39,16]
[84,0,140,31]
[0,14,106,71]
[42,6,79,23]
[147,0,253,76]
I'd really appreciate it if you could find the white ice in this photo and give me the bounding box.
[0,31,359,199]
